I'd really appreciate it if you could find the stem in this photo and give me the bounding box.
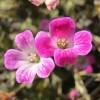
[10,84,25,96]
[91,84,100,97]
[79,72,100,80]
[74,70,91,100]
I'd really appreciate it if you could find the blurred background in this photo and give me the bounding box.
[0,0,100,100]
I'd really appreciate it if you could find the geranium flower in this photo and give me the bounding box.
[35,17,92,67]
[4,30,55,84]
[29,0,59,10]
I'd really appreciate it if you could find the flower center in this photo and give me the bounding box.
[28,53,40,63]
[57,38,69,49]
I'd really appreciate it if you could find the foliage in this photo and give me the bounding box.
[0,0,100,100]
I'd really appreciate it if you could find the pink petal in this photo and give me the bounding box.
[29,0,44,6]
[4,49,25,70]
[35,31,55,57]
[54,49,77,67]
[49,17,76,39]
[74,30,92,55]
[69,89,78,99]
[37,58,55,78]
[84,65,93,73]
[16,64,37,84]
[45,0,59,10]
[15,30,34,51]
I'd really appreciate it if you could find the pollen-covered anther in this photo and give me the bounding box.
[28,53,40,63]
[57,38,69,49]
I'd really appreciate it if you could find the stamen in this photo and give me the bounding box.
[28,53,40,63]
[57,38,69,49]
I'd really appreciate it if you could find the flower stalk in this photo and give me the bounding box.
[74,69,91,100]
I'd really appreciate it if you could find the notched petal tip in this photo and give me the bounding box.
[15,30,34,50]
[49,17,76,38]
[74,30,92,55]
[16,66,36,84]
[37,58,55,78]
[4,49,23,70]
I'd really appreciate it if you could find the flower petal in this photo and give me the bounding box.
[16,64,37,84]
[54,49,77,67]
[35,31,55,57]
[45,0,59,10]
[84,65,93,73]
[4,49,25,70]
[15,30,34,51]
[49,17,76,39]
[37,58,55,78]
[74,31,92,55]
[29,0,44,6]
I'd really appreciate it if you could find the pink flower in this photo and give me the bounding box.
[69,89,78,100]
[35,17,92,67]
[84,65,93,73]
[29,0,59,10]
[4,30,55,84]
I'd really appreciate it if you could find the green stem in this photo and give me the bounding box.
[74,70,91,100]
[79,72,100,80]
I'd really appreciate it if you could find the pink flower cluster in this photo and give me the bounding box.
[4,17,92,84]
[29,0,59,10]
